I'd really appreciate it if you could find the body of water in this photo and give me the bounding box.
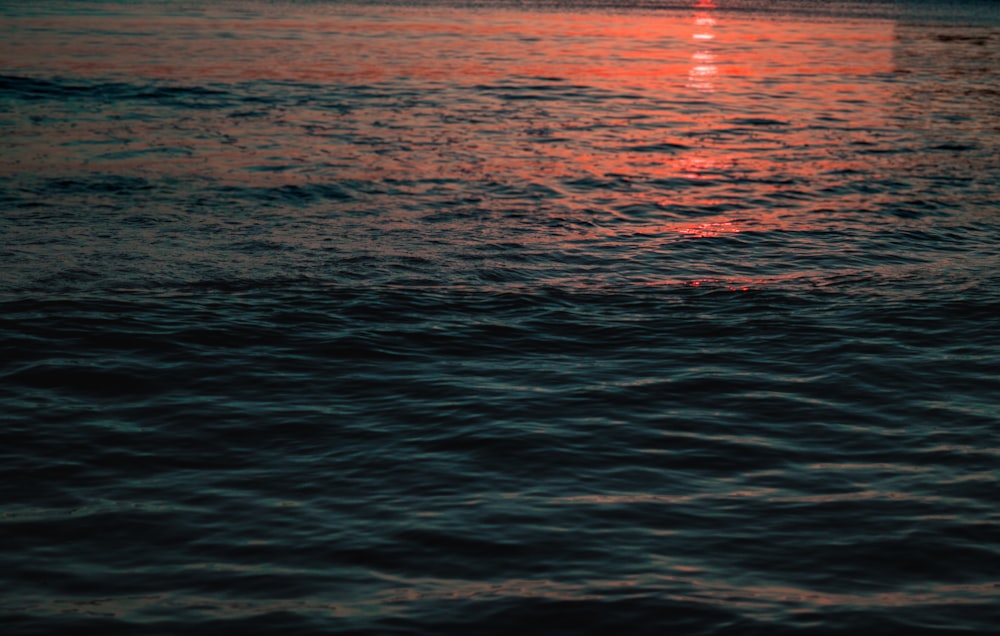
[2,0,999,633]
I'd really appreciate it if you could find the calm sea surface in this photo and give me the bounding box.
[2,0,999,634]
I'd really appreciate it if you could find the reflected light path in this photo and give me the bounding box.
[689,0,719,91]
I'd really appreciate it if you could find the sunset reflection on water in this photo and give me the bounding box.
[0,0,960,292]
[2,1,897,182]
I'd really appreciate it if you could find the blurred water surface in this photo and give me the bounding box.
[1,1,999,634]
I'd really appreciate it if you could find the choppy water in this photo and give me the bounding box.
[2,0,999,634]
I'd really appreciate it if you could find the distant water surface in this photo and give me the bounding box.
[1,0,999,634]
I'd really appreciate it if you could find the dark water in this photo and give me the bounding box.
[2,0,999,634]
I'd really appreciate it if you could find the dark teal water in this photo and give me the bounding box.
[2,1,999,634]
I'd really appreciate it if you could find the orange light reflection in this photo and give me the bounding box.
[0,2,899,274]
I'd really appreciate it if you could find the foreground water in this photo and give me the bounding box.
[2,0,999,633]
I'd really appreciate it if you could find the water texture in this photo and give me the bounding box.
[1,1,999,634]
